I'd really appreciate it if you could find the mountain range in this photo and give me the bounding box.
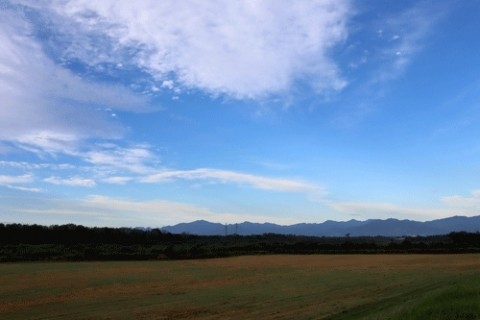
[162,215,480,237]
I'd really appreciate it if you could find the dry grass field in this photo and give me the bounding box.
[1,254,479,319]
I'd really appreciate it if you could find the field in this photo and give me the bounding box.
[1,255,479,319]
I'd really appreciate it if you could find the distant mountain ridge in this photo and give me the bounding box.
[162,215,480,237]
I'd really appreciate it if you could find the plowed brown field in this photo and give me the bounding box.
[1,254,479,319]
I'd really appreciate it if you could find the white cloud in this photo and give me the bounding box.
[8,194,299,226]
[85,195,301,225]
[329,201,455,221]
[142,168,323,194]
[84,144,157,174]
[102,176,132,184]
[20,0,351,99]
[44,176,96,187]
[0,161,46,170]
[3,185,43,193]
[441,190,480,213]
[0,174,34,185]
[0,7,149,150]
[329,189,480,221]
[0,142,155,186]
[14,131,82,156]
[0,174,41,192]
[8,138,158,178]
[85,195,227,223]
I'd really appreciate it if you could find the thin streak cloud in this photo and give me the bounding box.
[44,176,96,187]
[142,168,323,195]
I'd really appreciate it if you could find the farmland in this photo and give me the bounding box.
[1,254,479,319]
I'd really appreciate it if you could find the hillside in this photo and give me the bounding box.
[162,215,480,236]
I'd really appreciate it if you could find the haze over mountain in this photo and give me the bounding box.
[162,215,480,237]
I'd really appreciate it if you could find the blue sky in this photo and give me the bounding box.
[1,0,480,227]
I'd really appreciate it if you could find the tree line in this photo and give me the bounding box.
[1,223,479,262]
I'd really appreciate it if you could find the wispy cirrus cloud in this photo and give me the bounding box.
[331,1,447,127]
[0,161,74,170]
[372,1,445,82]
[44,176,96,187]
